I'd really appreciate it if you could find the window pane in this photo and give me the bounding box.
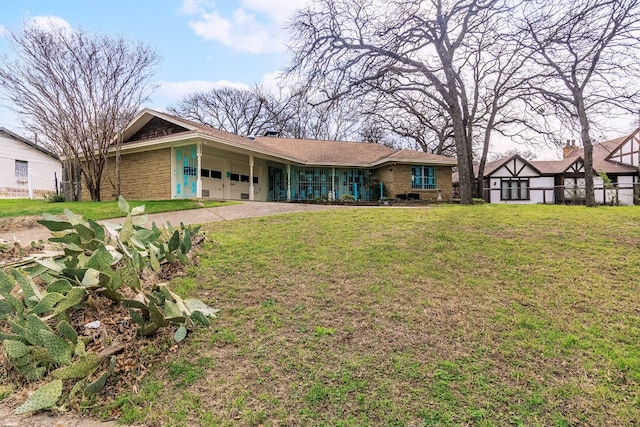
[510,182,518,199]
[427,167,436,188]
[501,181,509,199]
[15,160,28,180]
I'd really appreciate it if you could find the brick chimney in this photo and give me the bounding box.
[563,139,577,158]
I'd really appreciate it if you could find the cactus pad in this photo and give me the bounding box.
[38,329,72,365]
[57,320,78,345]
[14,379,62,414]
[52,353,102,379]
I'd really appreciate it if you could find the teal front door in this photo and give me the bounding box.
[174,145,198,199]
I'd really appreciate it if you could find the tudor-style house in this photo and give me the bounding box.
[471,128,640,205]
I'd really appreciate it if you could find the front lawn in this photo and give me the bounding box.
[0,199,229,220]
[105,205,638,425]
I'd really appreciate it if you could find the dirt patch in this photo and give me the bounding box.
[0,216,42,233]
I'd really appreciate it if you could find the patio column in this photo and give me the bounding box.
[249,153,255,201]
[287,164,291,201]
[196,142,202,198]
[331,167,336,201]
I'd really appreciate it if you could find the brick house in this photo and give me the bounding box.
[95,109,456,202]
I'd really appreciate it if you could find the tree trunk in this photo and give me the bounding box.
[451,113,474,204]
[576,95,595,207]
[115,136,122,200]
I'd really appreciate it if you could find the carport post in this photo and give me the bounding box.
[28,168,33,199]
[287,164,291,201]
[196,142,203,198]
[249,154,255,201]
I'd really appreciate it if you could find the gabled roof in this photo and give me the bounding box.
[557,135,638,174]
[0,127,60,160]
[531,157,583,174]
[119,109,457,167]
[482,154,542,176]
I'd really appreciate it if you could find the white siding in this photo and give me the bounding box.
[618,176,635,206]
[199,144,268,201]
[491,159,539,178]
[530,176,555,204]
[487,176,554,204]
[0,132,61,198]
[608,131,640,167]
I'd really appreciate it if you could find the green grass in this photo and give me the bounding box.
[108,204,640,426]
[0,198,231,220]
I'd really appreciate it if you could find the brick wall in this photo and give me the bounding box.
[374,164,453,201]
[82,148,172,201]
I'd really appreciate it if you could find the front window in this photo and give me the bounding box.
[15,160,28,183]
[501,179,529,200]
[411,166,437,189]
[564,177,586,200]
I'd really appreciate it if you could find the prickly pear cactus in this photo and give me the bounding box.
[14,380,63,414]
[1,197,217,414]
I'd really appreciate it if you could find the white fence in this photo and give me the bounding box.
[0,168,59,199]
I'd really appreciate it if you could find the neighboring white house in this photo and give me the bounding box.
[455,127,640,205]
[0,128,61,198]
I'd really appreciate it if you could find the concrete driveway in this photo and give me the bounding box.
[0,201,353,245]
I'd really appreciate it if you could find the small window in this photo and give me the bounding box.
[230,173,240,181]
[184,166,197,176]
[201,169,210,178]
[15,160,28,182]
[253,176,259,184]
[411,166,437,189]
[564,177,585,200]
[240,174,250,183]
[501,179,529,200]
[211,170,222,179]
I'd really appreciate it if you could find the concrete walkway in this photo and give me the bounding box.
[0,201,352,246]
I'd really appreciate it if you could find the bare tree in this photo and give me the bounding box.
[288,0,517,204]
[362,91,456,155]
[521,0,640,206]
[489,148,537,162]
[278,88,363,140]
[168,85,282,137]
[0,22,159,201]
[471,25,537,197]
[170,83,363,141]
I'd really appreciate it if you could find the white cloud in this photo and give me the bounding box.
[239,0,306,23]
[27,15,72,36]
[179,0,214,15]
[182,0,309,54]
[155,79,251,102]
[0,24,6,37]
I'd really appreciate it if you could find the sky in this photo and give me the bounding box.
[1,0,636,160]
[0,0,301,130]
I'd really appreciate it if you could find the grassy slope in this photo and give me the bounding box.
[111,205,640,426]
[0,199,229,220]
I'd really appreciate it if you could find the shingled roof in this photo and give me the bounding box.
[553,135,638,174]
[452,130,640,184]
[120,109,456,167]
[0,127,59,160]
